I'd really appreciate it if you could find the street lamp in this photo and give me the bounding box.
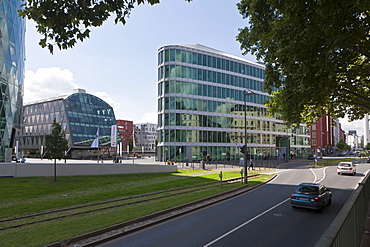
[244,89,256,185]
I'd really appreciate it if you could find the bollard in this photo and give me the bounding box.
[219,171,223,188]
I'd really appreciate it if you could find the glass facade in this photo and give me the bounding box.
[0,0,25,161]
[16,92,118,159]
[157,44,310,162]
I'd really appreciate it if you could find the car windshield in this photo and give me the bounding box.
[296,186,319,195]
[340,163,351,167]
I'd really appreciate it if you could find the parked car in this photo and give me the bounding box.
[338,151,347,156]
[367,157,370,163]
[307,155,318,160]
[337,162,356,175]
[290,183,332,212]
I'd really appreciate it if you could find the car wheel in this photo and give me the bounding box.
[337,172,341,175]
[328,198,332,206]
[318,206,324,213]
[292,205,297,209]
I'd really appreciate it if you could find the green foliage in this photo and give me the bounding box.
[336,139,350,151]
[365,143,370,150]
[237,0,370,126]
[19,0,192,53]
[45,119,68,160]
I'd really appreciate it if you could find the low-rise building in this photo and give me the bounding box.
[16,89,118,159]
[135,123,157,153]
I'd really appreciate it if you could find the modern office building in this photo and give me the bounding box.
[16,89,118,159]
[135,123,157,153]
[157,44,311,162]
[0,0,26,161]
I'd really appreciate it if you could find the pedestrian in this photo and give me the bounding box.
[206,154,210,165]
[249,158,255,170]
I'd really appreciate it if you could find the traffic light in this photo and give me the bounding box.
[240,145,246,154]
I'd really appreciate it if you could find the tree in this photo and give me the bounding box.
[365,143,370,150]
[19,0,191,53]
[237,0,370,126]
[336,139,350,151]
[45,119,68,181]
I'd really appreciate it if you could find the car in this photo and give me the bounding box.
[290,183,332,212]
[337,162,356,175]
[367,157,370,163]
[307,155,318,160]
[338,151,347,156]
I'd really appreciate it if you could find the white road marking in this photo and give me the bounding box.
[203,198,290,247]
[310,167,328,183]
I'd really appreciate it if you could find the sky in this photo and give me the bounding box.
[23,0,364,135]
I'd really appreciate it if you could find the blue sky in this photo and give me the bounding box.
[23,0,363,135]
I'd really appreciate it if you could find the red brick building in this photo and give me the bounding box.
[310,112,335,156]
[117,120,134,152]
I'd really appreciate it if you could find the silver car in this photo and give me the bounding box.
[337,162,356,175]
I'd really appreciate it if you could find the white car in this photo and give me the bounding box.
[337,162,356,175]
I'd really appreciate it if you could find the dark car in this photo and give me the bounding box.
[307,155,318,160]
[290,183,332,212]
[367,157,370,163]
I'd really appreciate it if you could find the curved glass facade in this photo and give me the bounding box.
[16,92,117,159]
[0,0,25,161]
[157,44,310,162]
[65,93,116,147]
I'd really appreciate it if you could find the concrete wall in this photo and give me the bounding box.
[0,163,178,177]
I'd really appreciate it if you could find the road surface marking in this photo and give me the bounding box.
[310,167,327,184]
[203,198,290,247]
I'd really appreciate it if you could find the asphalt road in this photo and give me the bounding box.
[100,160,370,247]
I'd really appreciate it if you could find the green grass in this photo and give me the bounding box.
[311,157,359,168]
[0,169,273,247]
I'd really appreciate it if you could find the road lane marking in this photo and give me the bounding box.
[310,168,318,183]
[310,167,328,184]
[316,167,328,183]
[203,198,290,247]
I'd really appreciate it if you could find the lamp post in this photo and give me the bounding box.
[244,89,256,185]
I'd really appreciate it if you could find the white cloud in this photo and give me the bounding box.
[93,91,121,117]
[136,112,157,124]
[339,117,364,136]
[24,67,78,103]
[24,68,123,122]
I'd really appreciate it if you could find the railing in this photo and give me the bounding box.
[315,172,370,247]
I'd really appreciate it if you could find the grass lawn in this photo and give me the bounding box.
[310,157,360,168]
[0,169,273,247]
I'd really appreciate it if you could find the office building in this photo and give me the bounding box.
[0,0,25,161]
[135,123,157,153]
[117,119,134,153]
[16,89,118,159]
[157,44,310,162]
[310,112,336,156]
